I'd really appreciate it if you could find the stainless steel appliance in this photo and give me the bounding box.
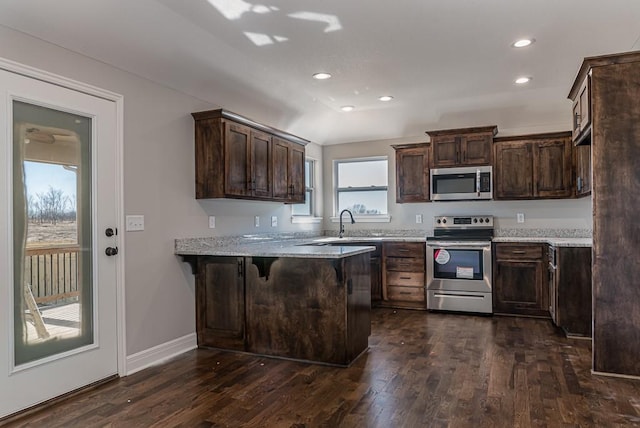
[426,215,493,313]
[430,165,492,201]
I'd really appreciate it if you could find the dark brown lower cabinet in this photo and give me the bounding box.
[493,243,549,317]
[328,242,382,305]
[185,253,371,366]
[552,246,592,337]
[194,256,246,350]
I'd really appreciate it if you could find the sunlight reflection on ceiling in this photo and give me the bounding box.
[207,0,342,46]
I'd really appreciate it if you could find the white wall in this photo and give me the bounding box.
[322,136,592,234]
[0,25,320,358]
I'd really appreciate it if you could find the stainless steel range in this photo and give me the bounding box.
[426,215,493,314]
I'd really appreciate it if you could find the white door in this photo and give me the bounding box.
[0,67,120,418]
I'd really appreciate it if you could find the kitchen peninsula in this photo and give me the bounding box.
[175,237,375,366]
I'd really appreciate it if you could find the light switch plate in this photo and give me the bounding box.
[208,216,216,229]
[271,216,278,227]
[516,213,525,223]
[126,215,144,231]
[415,214,423,224]
[254,216,260,227]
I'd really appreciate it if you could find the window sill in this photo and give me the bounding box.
[291,216,323,224]
[330,215,391,223]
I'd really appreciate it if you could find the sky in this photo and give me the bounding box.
[23,161,77,209]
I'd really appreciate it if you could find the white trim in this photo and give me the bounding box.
[591,370,640,381]
[291,216,323,224]
[125,333,197,376]
[330,215,391,223]
[0,57,127,378]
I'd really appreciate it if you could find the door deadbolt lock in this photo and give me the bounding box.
[105,227,117,237]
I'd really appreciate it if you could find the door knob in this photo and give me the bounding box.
[105,227,117,237]
[105,246,119,256]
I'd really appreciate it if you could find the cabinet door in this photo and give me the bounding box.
[250,130,272,198]
[197,257,245,350]
[461,134,492,165]
[494,141,533,199]
[272,137,291,200]
[224,122,251,197]
[575,144,591,197]
[534,138,573,198]
[289,142,305,203]
[431,135,459,167]
[493,260,547,317]
[395,145,429,203]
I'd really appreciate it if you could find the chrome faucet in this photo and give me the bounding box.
[339,209,355,238]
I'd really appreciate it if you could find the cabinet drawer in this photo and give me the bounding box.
[495,244,543,261]
[386,271,425,287]
[387,285,425,303]
[384,242,425,258]
[385,257,425,272]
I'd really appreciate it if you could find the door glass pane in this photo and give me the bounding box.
[13,100,93,366]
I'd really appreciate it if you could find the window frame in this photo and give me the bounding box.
[291,158,321,222]
[333,156,390,221]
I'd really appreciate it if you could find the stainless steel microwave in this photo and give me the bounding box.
[430,165,492,201]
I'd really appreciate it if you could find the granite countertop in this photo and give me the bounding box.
[175,237,378,259]
[492,237,592,247]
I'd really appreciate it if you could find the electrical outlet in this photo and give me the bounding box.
[125,215,144,231]
[208,216,216,229]
[415,214,423,224]
[271,216,278,227]
[254,216,260,227]
[517,213,525,223]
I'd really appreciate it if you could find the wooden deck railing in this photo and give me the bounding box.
[25,245,80,304]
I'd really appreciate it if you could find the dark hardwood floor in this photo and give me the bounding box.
[5,308,640,427]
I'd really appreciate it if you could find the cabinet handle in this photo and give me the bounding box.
[512,250,526,254]
[574,112,581,129]
[577,177,583,192]
[400,276,411,280]
[237,259,243,276]
[288,184,294,195]
[399,291,412,295]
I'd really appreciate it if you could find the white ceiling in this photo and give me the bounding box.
[1,0,640,145]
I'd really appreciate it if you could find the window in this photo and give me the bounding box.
[292,159,314,216]
[335,157,388,215]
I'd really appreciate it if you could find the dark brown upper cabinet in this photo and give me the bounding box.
[426,125,497,168]
[192,109,307,202]
[392,143,430,203]
[272,137,305,203]
[574,144,591,197]
[570,74,591,145]
[493,132,573,200]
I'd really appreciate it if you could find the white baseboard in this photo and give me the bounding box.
[125,333,197,376]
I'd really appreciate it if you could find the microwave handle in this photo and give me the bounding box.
[476,169,480,196]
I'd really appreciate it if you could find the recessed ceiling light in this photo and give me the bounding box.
[515,76,532,84]
[378,95,394,102]
[512,38,535,48]
[341,105,354,112]
[312,72,332,80]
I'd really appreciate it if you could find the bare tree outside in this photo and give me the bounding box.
[27,186,76,225]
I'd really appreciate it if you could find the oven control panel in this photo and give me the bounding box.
[434,215,493,229]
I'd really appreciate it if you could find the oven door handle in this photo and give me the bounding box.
[426,242,491,248]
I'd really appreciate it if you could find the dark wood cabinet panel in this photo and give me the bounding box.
[328,242,382,305]
[272,137,305,203]
[493,243,549,317]
[381,242,426,309]
[494,132,573,200]
[427,126,497,168]
[534,138,573,198]
[192,109,307,202]
[569,51,640,376]
[250,129,272,198]
[223,122,251,197]
[393,143,430,203]
[574,144,591,197]
[494,141,533,199]
[553,246,592,337]
[571,75,591,144]
[195,257,245,350]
